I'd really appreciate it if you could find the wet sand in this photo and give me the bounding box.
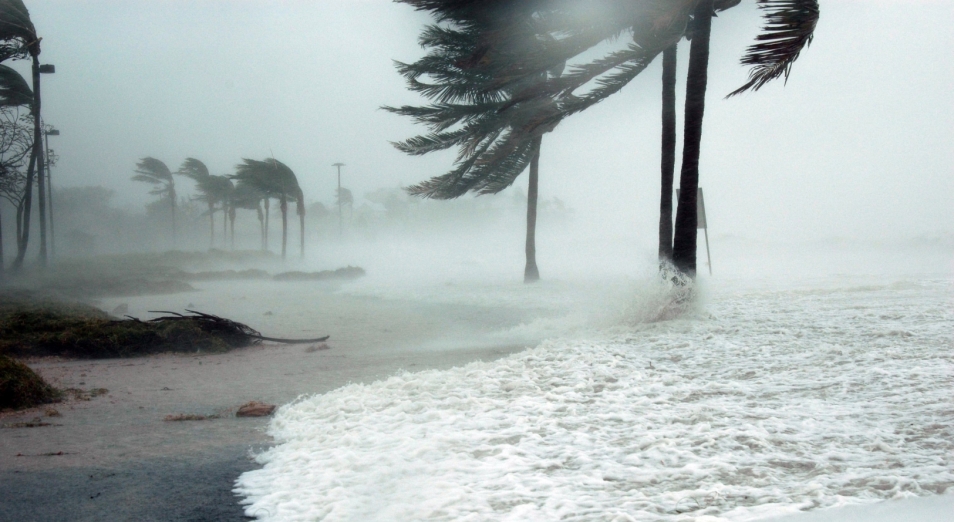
[0,281,536,521]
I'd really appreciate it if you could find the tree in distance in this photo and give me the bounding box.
[178,158,234,249]
[132,157,177,247]
[232,158,305,260]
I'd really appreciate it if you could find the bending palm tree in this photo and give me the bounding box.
[178,158,234,248]
[232,158,305,260]
[0,0,46,269]
[396,0,819,278]
[132,157,177,247]
[231,183,266,250]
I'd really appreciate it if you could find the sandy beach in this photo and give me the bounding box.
[0,280,536,521]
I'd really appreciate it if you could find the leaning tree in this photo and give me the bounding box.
[178,158,234,248]
[394,0,820,278]
[132,157,177,247]
[0,0,49,269]
[388,1,567,282]
[232,158,305,259]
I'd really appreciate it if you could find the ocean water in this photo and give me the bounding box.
[234,266,953,521]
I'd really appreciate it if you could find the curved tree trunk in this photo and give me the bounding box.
[208,202,215,248]
[229,206,236,250]
[672,0,712,278]
[12,149,38,270]
[263,198,270,251]
[170,185,177,248]
[257,203,265,250]
[280,193,288,260]
[0,200,4,277]
[658,43,678,264]
[524,136,542,283]
[298,201,305,259]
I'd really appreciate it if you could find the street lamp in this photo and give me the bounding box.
[332,162,345,237]
[35,63,54,265]
[44,128,59,260]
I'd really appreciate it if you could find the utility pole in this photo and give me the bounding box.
[44,128,59,261]
[332,162,344,237]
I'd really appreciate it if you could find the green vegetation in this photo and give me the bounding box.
[0,354,60,410]
[0,299,260,358]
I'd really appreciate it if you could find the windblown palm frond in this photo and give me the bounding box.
[231,158,300,197]
[177,157,211,182]
[727,0,819,97]
[0,0,35,60]
[0,63,30,107]
[132,157,173,185]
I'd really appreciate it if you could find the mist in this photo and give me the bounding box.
[1,2,952,521]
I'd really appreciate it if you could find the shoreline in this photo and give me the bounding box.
[1,283,537,521]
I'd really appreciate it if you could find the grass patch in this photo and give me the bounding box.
[0,299,261,358]
[273,266,365,281]
[0,354,61,410]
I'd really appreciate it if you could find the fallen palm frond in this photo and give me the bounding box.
[0,302,329,358]
[147,310,330,344]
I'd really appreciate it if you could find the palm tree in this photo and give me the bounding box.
[388,6,564,283]
[231,182,266,250]
[658,43,677,264]
[232,158,304,259]
[178,158,234,248]
[396,0,820,278]
[0,64,31,274]
[132,157,177,246]
[0,0,45,269]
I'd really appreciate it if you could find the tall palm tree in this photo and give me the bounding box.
[178,158,234,248]
[132,157,177,246]
[388,6,563,283]
[231,182,266,250]
[232,158,304,259]
[658,43,677,264]
[0,0,44,270]
[0,64,31,274]
[396,0,819,278]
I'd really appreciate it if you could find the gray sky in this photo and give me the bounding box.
[22,0,954,244]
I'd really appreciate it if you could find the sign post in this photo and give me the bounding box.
[676,187,712,275]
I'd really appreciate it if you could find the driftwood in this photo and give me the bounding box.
[146,310,329,344]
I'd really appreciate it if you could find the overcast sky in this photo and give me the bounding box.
[20,0,954,244]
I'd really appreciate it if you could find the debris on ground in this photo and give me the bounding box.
[0,354,61,410]
[236,401,276,417]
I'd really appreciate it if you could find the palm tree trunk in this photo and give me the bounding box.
[170,186,177,248]
[13,149,38,270]
[230,206,236,250]
[280,193,288,260]
[263,199,270,251]
[658,43,678,264]
[524,136,542,283]
[298,201,305,259]
[672,0,713,278]
[257,204,265,250]
[0,201,4,278]
[209,202,215,248]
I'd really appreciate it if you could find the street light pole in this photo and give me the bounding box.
[332,162,344,237]
[44,128,59,261]
[36,63,54,266]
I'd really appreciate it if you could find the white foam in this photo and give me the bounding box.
[236,277,953,521]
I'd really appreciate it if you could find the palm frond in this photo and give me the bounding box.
[133,157,173,184]
[0,63,31,107]
[0,0,35,48]
[178,157,210,182]
[727,0,819,97]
